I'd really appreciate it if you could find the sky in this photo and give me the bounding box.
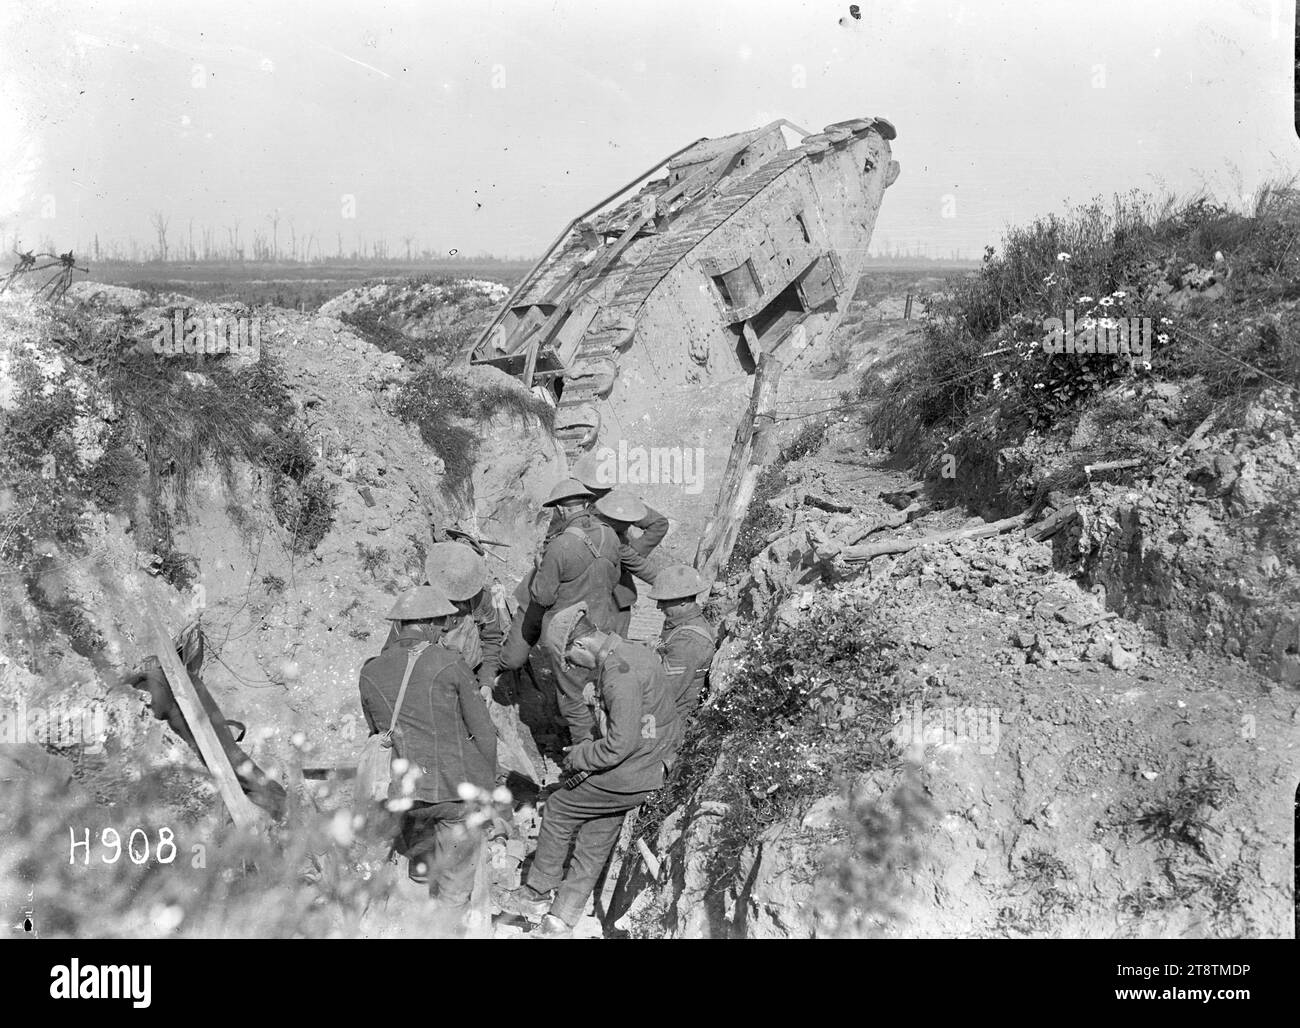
[0,0,1297,261]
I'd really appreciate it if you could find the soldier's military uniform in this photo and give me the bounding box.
[566,461,670,637]
[658,603,715,717]
[649,565,716,717]
[529,511,621,742]
[358,586,496,918]
[498,604,682,933]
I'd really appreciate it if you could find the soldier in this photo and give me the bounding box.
[358,585,497,933]
[589,489,668,637]
[648,565,716,719]
[502,478,595,670]
[421,541,505,699]
[501,478,621,744]
[495,602,681,938]
[570,457,669,636]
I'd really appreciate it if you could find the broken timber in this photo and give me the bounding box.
[143,599,264,829]
[694,353,785,579]
[1025,503,1078,542]
[839,511,1031,563]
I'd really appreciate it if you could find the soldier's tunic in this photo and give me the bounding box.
[528,512,621,742]
[525,636,681,926]
[657,602,716,717]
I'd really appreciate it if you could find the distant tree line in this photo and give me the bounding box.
[4,212,533,264]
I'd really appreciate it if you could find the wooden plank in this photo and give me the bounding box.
[520,337,541,391]
[143,599,264,829]
[839,511,1031,563]
[1025,503,1078,542]
[594,809,638,925]
[694,353,785,580]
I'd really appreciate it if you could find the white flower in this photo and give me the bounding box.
[151,905,185,933]
[1160,317,1172,325]
[1078,295,1093,303]
[1057,252,1071,262]
[456,781,477,801]
[1098,296,1114,307]
[329,810,355,846]
[1112,290,1126,297]
[1157,333,1169,344]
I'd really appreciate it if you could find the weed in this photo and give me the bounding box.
[1130,757,1237,859]
[1008,848,1079,931]
[722,421,827,576]
[0,742,407,938]
[2,305,337,587]
[635,591,911,901]
[271,473,337,554]
[855,185,1300,475]
[392,364,552,498]
[723,467,786,576]
[339,308,425,363]
[151,546,198,592]
[261,574,286,595]
[1117,862,1246,933]
[356,543,388,575]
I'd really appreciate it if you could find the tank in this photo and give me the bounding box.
[469,116,900,565]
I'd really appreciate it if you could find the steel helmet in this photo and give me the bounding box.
[424,541,486,602]
[571,454,613,494]
[594,490,646,524]
[647,565,706,602]
[386,584,457,620]
[541,478,596,508]
[545,602,594,664]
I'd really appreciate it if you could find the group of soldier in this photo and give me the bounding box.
[356,456,717,938]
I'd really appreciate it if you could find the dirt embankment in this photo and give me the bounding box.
[0,282,559,780]
[618,417,1297,938]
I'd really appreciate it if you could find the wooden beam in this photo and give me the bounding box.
[520,337,541,391]
[1025,503,1078,542]
[694,353,785,579]
[143,599,264,829]
[839,511,1031,563]
[1084,458,1143,478]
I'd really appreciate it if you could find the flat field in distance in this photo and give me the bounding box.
[80,259,535,309]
